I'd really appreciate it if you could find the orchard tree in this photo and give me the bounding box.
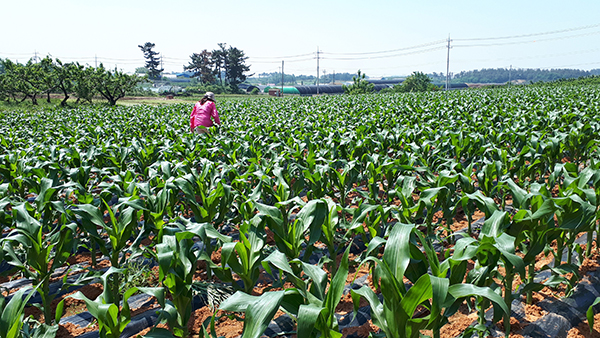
[72,63,97,104]
[39,56,58,103]
[138,42,163,80]
[0,59,26,102]
[185,50,215,84]
[54,59,78,106]
[94,64,146,105]
[342,70,374,95]
[0,60,8,101]
[21,60,47,105]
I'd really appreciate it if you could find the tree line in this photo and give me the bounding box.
[0,57,145,106]
[429,68,600,84]
[139,42,251,91]
[343,71,438,95]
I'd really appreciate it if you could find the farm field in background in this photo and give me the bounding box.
[2,85,600,338]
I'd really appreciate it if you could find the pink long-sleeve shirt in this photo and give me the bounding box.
[190,101,220,131]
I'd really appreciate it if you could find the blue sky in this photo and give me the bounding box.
[2,0,599,77]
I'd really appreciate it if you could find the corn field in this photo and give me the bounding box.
[1,85,600,338]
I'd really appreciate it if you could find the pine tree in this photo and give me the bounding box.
[138,42,163,80]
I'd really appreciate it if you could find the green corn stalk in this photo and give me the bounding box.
[73,199,146,306]
[255,245,354,338]
[152,230,201,338]
[186,221,232,281]
[1,203,77,326]
[351,222,510,338]
[0,285,49,338]
[70,268,163,338]
[220,219,265,294]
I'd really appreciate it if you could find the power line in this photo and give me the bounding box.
[322,39,446,56]
[455,30,600,48]
[247,52,314,60]
[454,22,600,41]
[452,47,600,64]
[321,46,446,61]
[249,57,316,64]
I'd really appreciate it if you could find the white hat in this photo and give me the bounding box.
[205,92,215,100]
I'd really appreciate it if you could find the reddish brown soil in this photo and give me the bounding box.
[568,312,600,337]
[580,243,600,275]
[341,320,379,337]
[24,283,103,325]
[185,307,244,337]
[65,252,99,266]
[56,322,98,338]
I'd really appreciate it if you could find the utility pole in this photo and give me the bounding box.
[508,65,512,85]
[316,46,320,95]
[34,50,39,63]
[445,35,451,91]
[281,60,284,97]
[95,54,97,68]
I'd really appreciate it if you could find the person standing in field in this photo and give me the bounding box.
[190,92,221,134]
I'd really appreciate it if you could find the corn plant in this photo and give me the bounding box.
[225,245,354,338]
[152,229,201,338]
[70,268,163,338]
[0,203,77,326]
[329,160,358,206]
[219,219,266,294]
[0,286,40,338]
[352,222,509,338]
[256,198,322,264]
[73,200,145,305]
[174,174,232,225]
[186,221,232,281]
[297,245,352,338]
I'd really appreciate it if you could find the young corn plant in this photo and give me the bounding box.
[301,153,331,200]
[174,175,232,225]
[70,268,163,338]
[1,285,50,338]
[185,221,232,281]
[73,199,146,306]
[0,203,77,326]
[151,229,202,338]
[219,219,266,294]
[135,180,171,245]
[329,160,358,207]
[449,210,526,335]
[389,175,418,224]
[224,245,354,338]
[256,198,322,265]
[351,222,510,338]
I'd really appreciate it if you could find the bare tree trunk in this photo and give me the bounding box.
[60,86,69,107]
